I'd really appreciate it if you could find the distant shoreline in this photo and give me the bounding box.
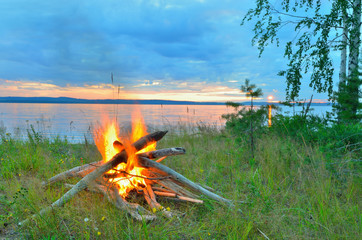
[0,97,331,106]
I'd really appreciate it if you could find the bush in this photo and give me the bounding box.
[223,105,361,157]
[270,114,361,153]
[222,106,270,135]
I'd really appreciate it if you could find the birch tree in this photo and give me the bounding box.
[242,0,361,121]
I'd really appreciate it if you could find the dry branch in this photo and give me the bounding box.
[144,184,173,218]
[137,157,234,207]
[197,183,215,192]
[42,146,183,187]
[143,186,161,210]
[41,161,102,187]
[22,128,234,226]
[137,147,186,159]
[153,191,203,204]
[156,179,199,199]
[20,131,168,225]
[90,181,156,221]
[112,187,156,221]
[151,186,175,194]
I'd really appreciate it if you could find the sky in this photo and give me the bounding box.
[0,0,338,103]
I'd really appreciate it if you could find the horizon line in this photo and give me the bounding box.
[0,96,331,105]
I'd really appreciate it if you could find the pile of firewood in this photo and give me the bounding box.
[21,131,232,224]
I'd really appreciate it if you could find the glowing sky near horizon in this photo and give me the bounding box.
[0,0,337,102]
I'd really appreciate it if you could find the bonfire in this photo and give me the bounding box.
[21,112,232,224]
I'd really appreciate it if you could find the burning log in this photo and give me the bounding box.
[42,147,186,187]
[113,140,124,152]
[21,126,234,225]
[20,131,168,225]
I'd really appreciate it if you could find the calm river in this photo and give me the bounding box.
[0,103,332,143]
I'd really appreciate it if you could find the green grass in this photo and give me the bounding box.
[0,122,360,239]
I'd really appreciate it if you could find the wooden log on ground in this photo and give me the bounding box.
[20,131,168,226]
[144,185,173,218]
[90,181,156,221]
[153,191,203,204]
[197,183,215,192]
[41,161,102,187]
[137,156,234,207]
[143,186,161,210]
[141,169,166,180]
[152,186,175,194]
[77,165,100,178]
[112,187,156,221]
[137,147,186,159]
[156,179,199,199]
[142,169,202,199]
[103,170,170,181]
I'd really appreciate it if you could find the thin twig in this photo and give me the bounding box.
[153,191,203,204]
[105,170,171,181]
[257,228,270,240]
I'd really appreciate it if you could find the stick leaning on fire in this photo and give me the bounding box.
[20,130,234,225]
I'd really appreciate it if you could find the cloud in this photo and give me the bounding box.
[0,78,249,102]
[0,0,332,102]
[133,80,162,88]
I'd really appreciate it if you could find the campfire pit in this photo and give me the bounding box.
[21,115,233,225]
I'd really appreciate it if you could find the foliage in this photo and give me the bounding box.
[334,71,362,122]
[222,79,267,135]
[270,113,361,149]
[334,54,362,122]
[240,79,263,110]
[242,0,361,120]
[225,101,242,109]
[222,105,269,134]
[240,79,263,99]
[224,99,361,158]
[279,95,315,118]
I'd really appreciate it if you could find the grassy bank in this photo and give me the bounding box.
[0,122,360,239]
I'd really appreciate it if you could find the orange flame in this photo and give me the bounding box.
[94,111,155,198]
[131,109,156,154]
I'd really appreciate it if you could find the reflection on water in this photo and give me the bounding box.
[268,105,272,127]
[0,103,332,143]
[0,103,233,142]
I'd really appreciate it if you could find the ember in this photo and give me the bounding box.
[21,112,232,224]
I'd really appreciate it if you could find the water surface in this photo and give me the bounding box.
[0,103,332,143]
[0,103,232,142]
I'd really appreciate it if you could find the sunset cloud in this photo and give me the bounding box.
[0,0,334,102]
[0,78,247,102]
